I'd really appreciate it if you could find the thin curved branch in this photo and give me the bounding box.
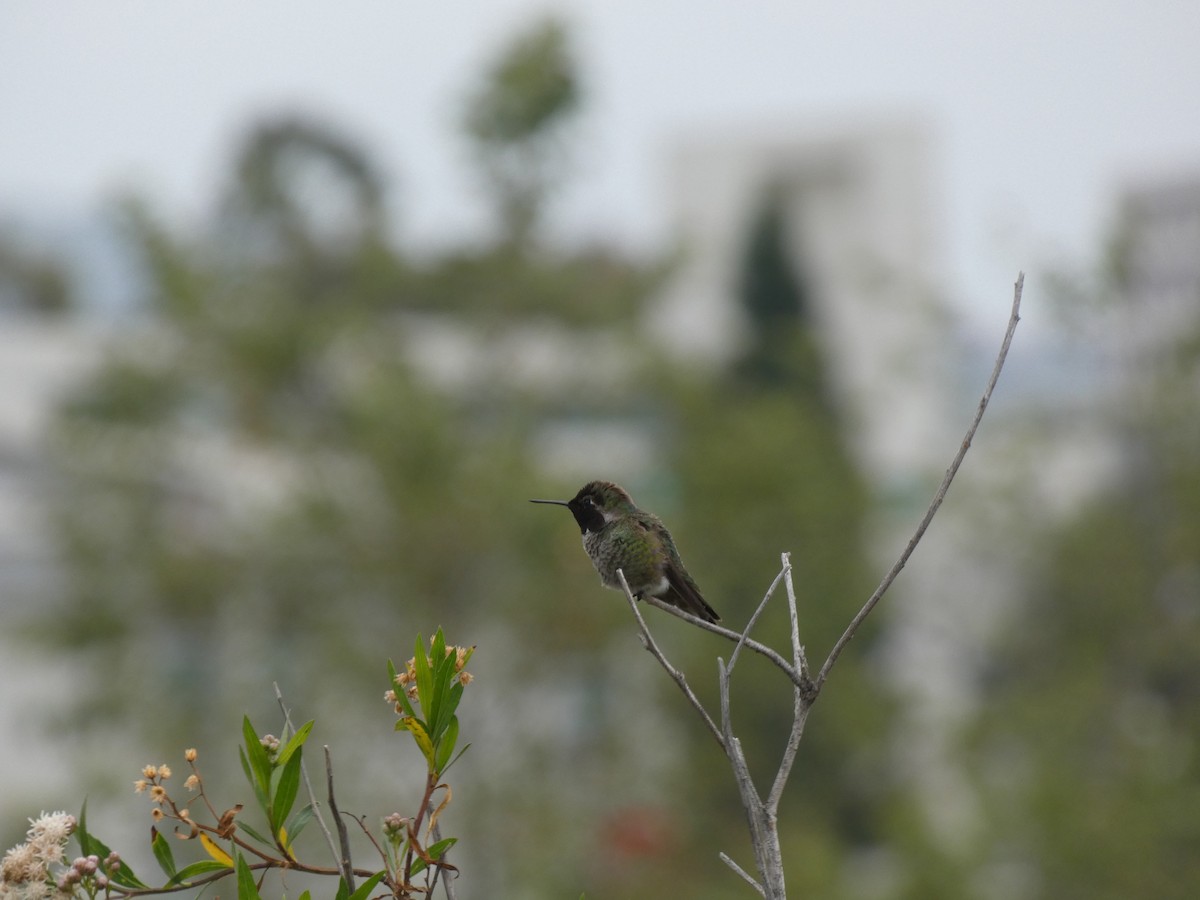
[815,271,1025,693]
[616,569,726,750]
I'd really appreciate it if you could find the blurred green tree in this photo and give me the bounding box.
[30,16,936,900]
[964,233,1200,898]
[0,233,73,313]
[733,184,824,398]
[463,16,579,247]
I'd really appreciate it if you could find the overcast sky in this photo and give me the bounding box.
[3,1,1199,323]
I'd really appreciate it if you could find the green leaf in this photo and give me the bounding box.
[271,751,303,833]
[334,877,350,900]
[150,826,177,878]
[410,836,455,879]
[235,851,261,900]
[276,719,314,768]
[283,804,315,846]
[439,742,472,778]
[236,820,273,847]
[412,633,434,715]
[241,716,273,796]
[426,836,457,859]
[431,680,464,744]
[298,893,312,900]
[78,800,148,890]
[409,835,458,878]
[347,871,388,900]
[434,715,459,775]
[166,860,233,887]
[428,629,458,739]
[430,627,447,666]
[239,746,270,818]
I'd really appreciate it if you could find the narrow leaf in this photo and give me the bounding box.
[235,851,261,900]
[431,680,464,743]
[440,742,472,778]
[166,860,233,887]
[236,820,272,847]
[434,715,459,775]
[151,826,177,877]
[241,716,273,797]
[276,719,314,768]
[430,628,447,669]
[398,715,436,768]
[239,746,270,817]
[271,751,303,833]
[199,833,234,867]
[412,633,434,715]
[347,871,388,900]
[79,801,148,889]
[426,836,458,859]
[283,804,315,846]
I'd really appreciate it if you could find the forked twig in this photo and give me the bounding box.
[638,584,807,690]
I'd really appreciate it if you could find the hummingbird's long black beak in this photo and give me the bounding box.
[530,498,571,507]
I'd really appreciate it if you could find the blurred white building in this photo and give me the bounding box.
[0,320,106,812]
[1113,174,1200,360]
[651,116,954,487]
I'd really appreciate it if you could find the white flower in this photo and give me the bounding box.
[24,813,74,869]
[1,841,38,883]
[1,811,76,896]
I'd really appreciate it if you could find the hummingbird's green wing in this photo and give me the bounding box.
[644,516,720,624]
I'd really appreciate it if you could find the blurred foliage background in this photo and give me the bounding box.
[2,14,1198,900]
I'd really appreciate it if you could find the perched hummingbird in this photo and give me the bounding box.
[531,480,720,624]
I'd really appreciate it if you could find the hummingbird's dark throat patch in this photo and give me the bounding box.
[567,501,605,535]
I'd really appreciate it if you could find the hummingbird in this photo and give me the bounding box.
[531,480,720,624]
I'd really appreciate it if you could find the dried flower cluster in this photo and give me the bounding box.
[384,643,474,712]
[134,749,204,829]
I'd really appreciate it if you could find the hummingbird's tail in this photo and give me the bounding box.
[662,568,720,624]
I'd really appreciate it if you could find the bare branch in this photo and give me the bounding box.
[325,745,356,891]
[781,554,808,682]
[720,852,767,897]
[616,569,726,750]
[428,822,459,900]
[719,656,785,898]
[816,271,1025,692]
[766,562,812,815]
